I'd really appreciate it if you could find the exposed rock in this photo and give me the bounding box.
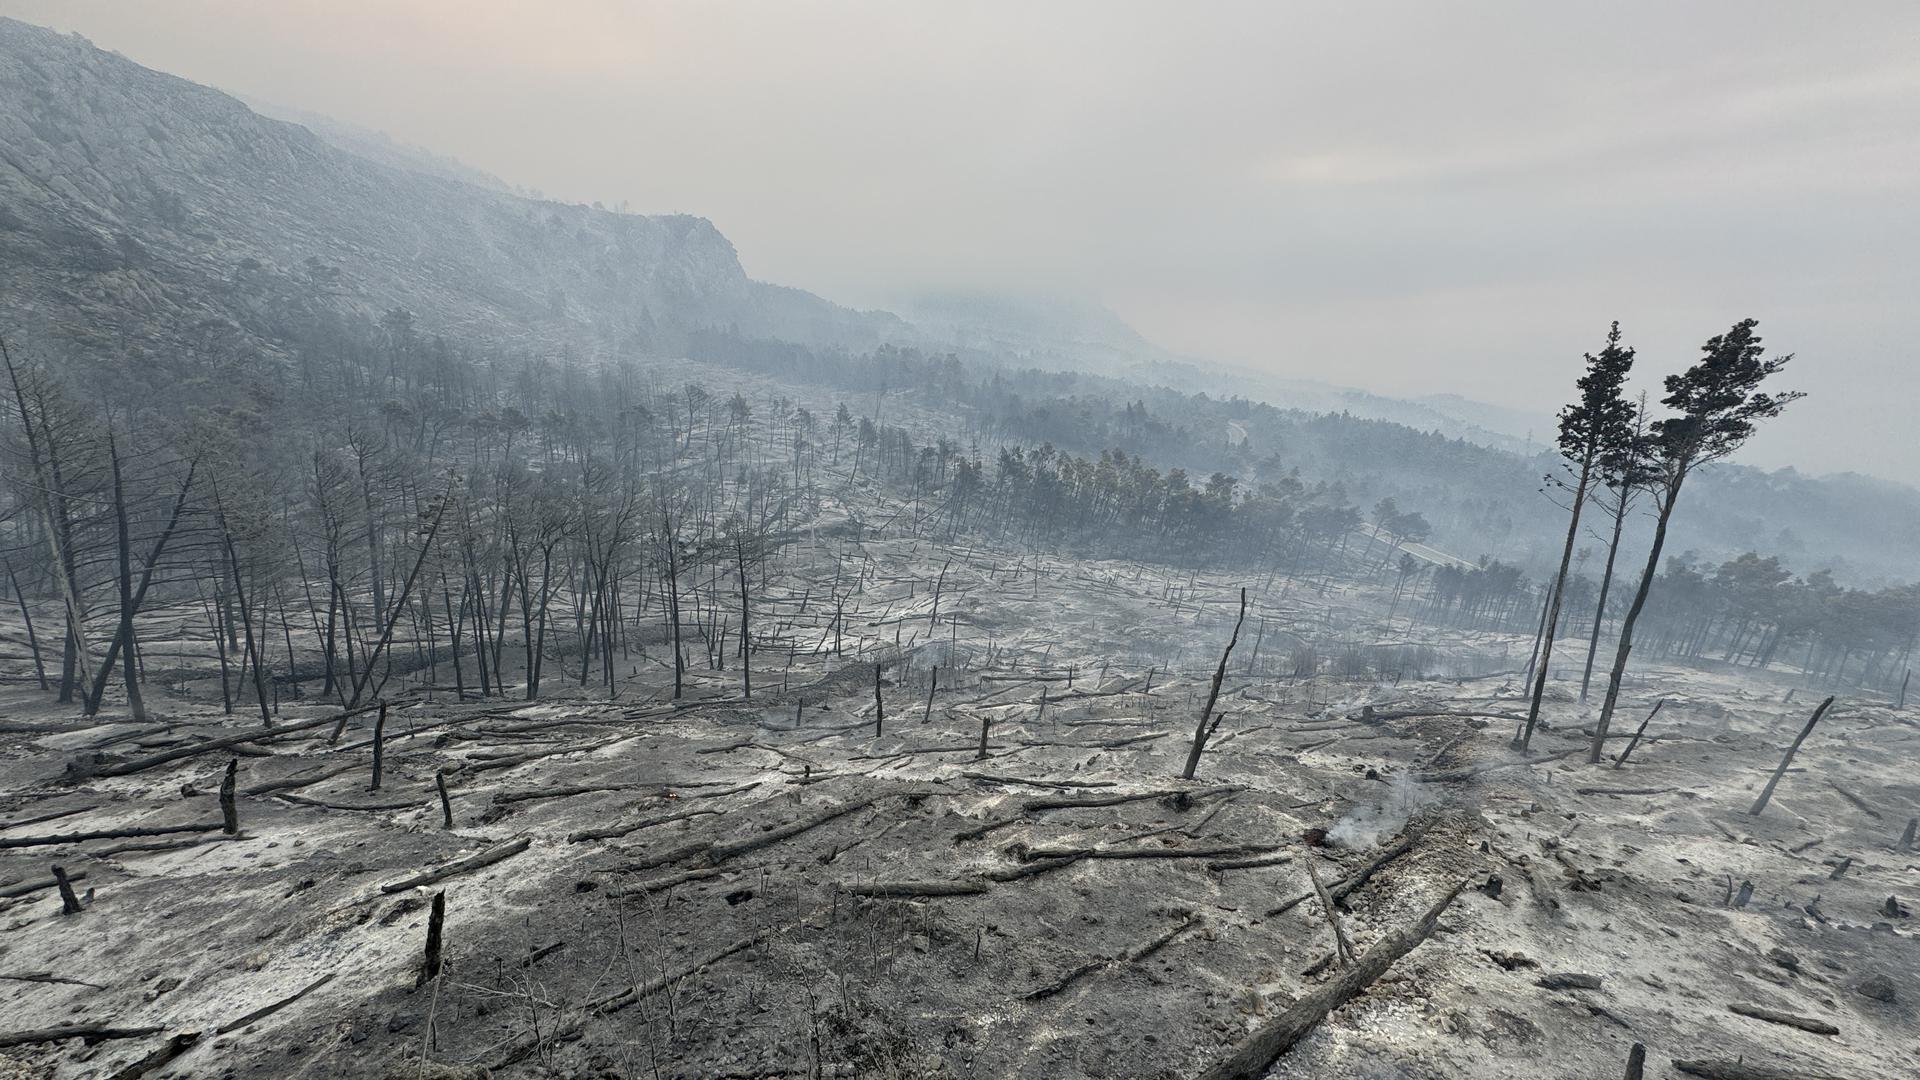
[1857,974,1898,1003]
[1535,972,1603,991]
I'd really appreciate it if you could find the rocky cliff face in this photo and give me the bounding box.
[0,17,896,368]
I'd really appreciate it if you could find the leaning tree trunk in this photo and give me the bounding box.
[1183,588,1247,780]
[1193,878,1468,1080]
[347,486,451,707]
[1580,488,1631,702]
[1591,479,1682,762]
[7,564,48,690]
[221,519,274,727]
[4,347,95,703]
[1520,456,1593,749]
[87,456,194,717]
[1520,584,1553,688]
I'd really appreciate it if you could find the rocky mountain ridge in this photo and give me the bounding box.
[0,17,899,373]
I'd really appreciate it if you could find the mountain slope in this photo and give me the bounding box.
[0,17,898,372]
[239,94,521,196]
[1,18,1911,585]
[0,18,1581,463]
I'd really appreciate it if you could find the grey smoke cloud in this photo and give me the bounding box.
[7,0,1916,481]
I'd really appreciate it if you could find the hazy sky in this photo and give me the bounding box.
[8,1,1918,481]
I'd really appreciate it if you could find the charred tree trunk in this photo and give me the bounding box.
[7,564,47,691]
[735,534,752,700]
[86,452,194,717]
[1750,696,1836,817]
[1521,450,1595,749]
[347,484,450,707]
[2,340,95,702]
[1183,588,1247,780]
[1593,478,1683,762]
[663,521,685,699]
[106,429,146,720]
[443,576,466,700]
[220,509,274,728]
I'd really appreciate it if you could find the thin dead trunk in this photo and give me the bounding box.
[735,534,752,700]
[1581,486,1632,702]
[106,429,146,720]
[347,483,451,707]
[1750,696,1836,817]
[1521,451,1595,749]
[7,564,47,690]
[86,455,195,716]
[1183,587,1247,780]
[2,340,95,700]
[219,509,274,727]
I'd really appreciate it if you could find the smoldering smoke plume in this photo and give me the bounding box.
[1327,772,1433,849]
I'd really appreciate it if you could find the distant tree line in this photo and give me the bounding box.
[1,293,1911,726]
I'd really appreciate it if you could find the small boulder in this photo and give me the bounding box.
[1857,974,1898,1003]
[1484,950,1534,971]
[386,1013,419,1034]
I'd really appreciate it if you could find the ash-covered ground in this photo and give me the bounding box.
[3,540,1915,1080]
